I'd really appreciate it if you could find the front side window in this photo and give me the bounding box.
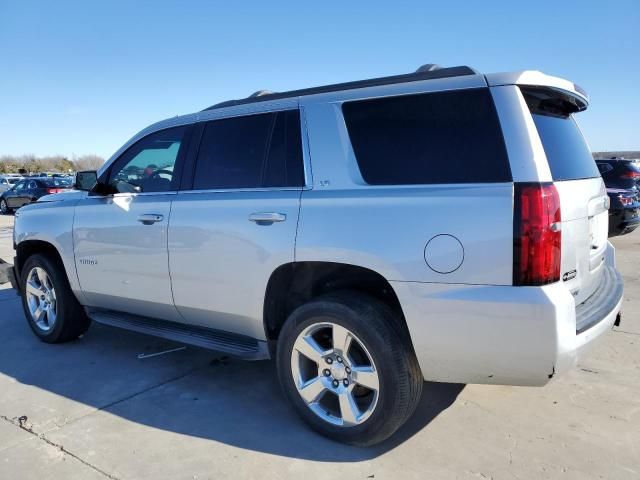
[108,126,187,193]
[193,110,304,190]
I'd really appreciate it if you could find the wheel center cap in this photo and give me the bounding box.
[330,363,347,380]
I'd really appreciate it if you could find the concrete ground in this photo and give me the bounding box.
[0,213,638,480]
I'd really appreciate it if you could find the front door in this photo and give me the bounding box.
[74,125,190,321]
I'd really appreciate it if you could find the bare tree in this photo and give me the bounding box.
[73,155,105,171]
[0,154,105,174]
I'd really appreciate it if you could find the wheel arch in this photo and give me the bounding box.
[15,239,84,303]
[263,261,408,343]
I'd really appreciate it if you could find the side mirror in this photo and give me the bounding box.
[75,171,98,192]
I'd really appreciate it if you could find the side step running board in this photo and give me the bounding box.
[87,308,269,360]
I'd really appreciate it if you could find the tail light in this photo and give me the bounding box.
[46,188,65,194]
[513,183,562,286]
[619,195,633,207]
[621,171,640,179]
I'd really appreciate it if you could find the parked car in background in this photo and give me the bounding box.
[0,177,72,214]
[596,158,640,191]
[0,175,23,193]
[606,188,640,236]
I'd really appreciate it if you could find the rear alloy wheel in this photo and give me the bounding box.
[0,199,9,215]
[291,322,380,427]
[277,292,423,446]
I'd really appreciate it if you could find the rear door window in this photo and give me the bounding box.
[342,88,511,185]
[522,87,600,181]
[193,110,304,190]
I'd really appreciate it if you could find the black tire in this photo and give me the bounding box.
[0,198,11,215]
[20,253,90,343]
[276,291,423,446]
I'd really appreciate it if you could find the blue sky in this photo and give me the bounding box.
[0,0,638,159]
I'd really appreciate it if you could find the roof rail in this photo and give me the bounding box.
[203,64,479,111]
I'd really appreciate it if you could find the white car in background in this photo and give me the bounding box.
[0,175,23,193]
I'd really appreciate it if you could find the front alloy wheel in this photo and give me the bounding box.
[25,266,58,332]
[0,199,8,214]
[21,253,90,343]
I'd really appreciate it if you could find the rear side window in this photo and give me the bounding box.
[522,87,599,181]
[342,88,511,185]
[193,110,304,190]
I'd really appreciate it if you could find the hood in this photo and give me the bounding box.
[38,189,89,203]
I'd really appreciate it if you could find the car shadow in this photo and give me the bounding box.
[0,295,464,461]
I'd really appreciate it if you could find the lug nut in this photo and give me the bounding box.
[343,379,349,387]
[345,367,351,374]
[336,355,343,363]
[323,369,331,377]
[332,380,339,388]
[325,357,333,365]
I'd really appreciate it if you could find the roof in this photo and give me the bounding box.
[203,65,479,111]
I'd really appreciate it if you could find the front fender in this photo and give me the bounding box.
[14,200,85,303]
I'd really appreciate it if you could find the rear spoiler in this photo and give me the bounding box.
[485,71,588,111]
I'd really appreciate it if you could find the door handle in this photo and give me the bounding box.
[137,214,164,225]
[248,212,286,224]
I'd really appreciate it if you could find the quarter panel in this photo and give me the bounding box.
[296,185,514,285]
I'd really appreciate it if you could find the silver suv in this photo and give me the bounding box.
[8,65,624,446]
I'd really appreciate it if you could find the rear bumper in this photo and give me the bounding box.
[392,243,623,387]
[609,207,640,236]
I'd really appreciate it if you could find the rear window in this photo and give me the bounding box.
[522,88,599,181]
[41,178,72,187]
[342,88,511,185]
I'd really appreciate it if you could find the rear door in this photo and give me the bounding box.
[522,88,607,304]
[168,107,305,339]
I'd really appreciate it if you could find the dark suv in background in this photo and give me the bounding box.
[596,158,640,236]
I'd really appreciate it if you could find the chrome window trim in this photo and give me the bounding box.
[176,186,303,196]
[91,191,179,199]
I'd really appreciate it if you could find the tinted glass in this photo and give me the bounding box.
[193,110,304,190]
[522,87,599,181]
[109,126,186,193]
[41,177,72,187]
[194,113,272,189]
[263,110,305,187]
[342,88,511,185]
[530,114,599,181]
